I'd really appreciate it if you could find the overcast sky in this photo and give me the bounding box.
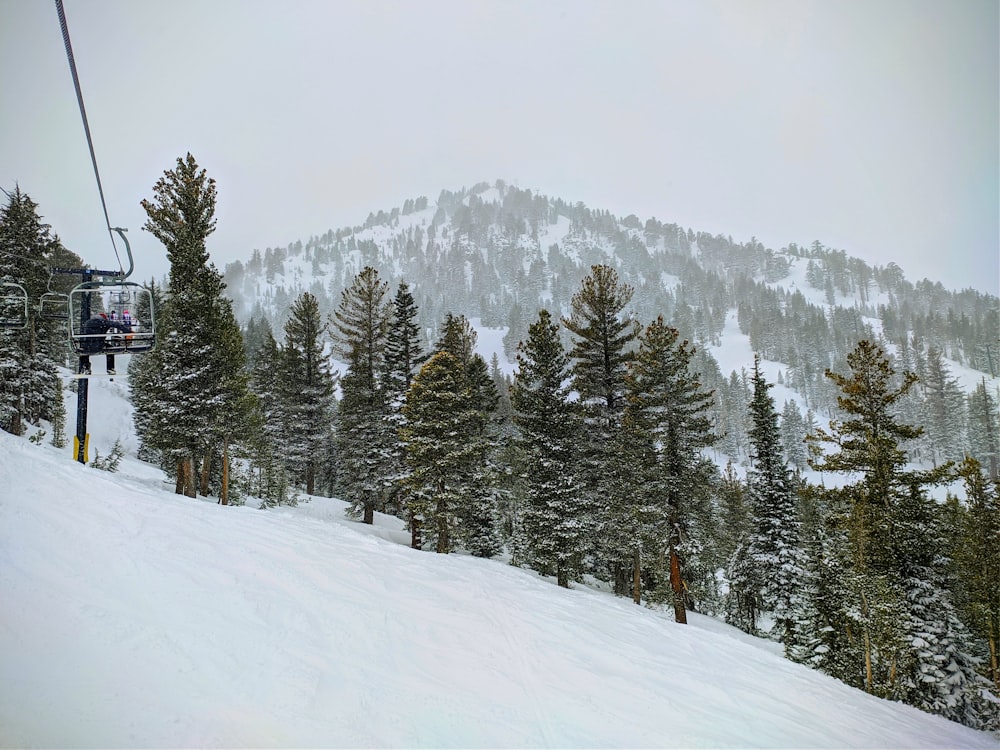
[2,0,997,294]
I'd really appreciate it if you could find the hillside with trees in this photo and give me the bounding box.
[2,169,998,731]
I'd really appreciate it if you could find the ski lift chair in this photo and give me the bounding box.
[0,280,29,328]
[38,276,70,321]
[68,280,155,356]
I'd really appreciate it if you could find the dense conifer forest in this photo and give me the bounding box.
[2,169,998,730]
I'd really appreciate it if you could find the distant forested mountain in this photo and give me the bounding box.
[222,179,999,468]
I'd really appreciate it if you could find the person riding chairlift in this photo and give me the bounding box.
[78,312,131,375]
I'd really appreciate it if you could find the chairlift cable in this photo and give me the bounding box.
[53,0,124,277]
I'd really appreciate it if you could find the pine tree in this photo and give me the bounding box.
[331,267,392,522]
[890,478,996,730]
[727,356,806,641]
[280,291,336,496]
[207,296,258,504]
[561,264,639,592]
[0,187,64,436]
[780,399,809,471]
[808,340,957,702]
[384,281,423,403]
[613,317,717,619]
[140,154,226,495]
[787,485,860,678]
[966,380,999,479]
[954,458,1000,697]
[409,311,501,552]
[127,279,168,465]
[434,311,477,367]
[716,462,749,564]
[921,347,966,465]
[382,281,424,518]
[562,264,638,416]
[402,351,479,553]
[243,323,293,507]
[511,309,586,587]
[457,352,502,557]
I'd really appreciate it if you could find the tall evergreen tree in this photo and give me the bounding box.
[727,356,806,641]
[966,379,999,479]
[779,399,809,471]
[890,478,995,729]
[402,351,479,553]
[382,281,424,518]
[331,267,392,522]
[280,291,336,496]
[716,462,750,564]
[954,458,1000,697]
[562,264,639,592]
[612,317,717,619]
[139,153,254,498]
[808,340,964,710]
[511,309,586,587]
[921,346,966,465]
[424,311,502,552]
[207,296,258,504]
[242,322,295,507]
[457,351,502,557]
[0,187,64,435]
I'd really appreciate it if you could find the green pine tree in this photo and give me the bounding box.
[0,186,65,435]
[280,292,336,496]
[402,351,479,553]
[562,264,639,593]
[615,317,717,619]
[808,340,955,700]
[331,267,393,522]
[954,458,1000,697]
[139,153,256,498]
[139,153,217,494]
[511,309,586,586]
[727,355,806,641]
[381,281,424,520]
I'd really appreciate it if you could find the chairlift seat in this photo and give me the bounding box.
[0,281,29,329]
[68,280,155,355]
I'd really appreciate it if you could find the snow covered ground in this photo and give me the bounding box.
[1,374,998,748]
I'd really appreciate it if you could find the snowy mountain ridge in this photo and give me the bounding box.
[219,179,999,478]
[222,179,997,388]
[1,375,998,747]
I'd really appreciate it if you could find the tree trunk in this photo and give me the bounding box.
[306,460,315,496]
[669,544,687,624]
[185,457,197,498]
[632,549,642,604]
[410,514,422,550]
[363,491,374,524]
[436,491,448,553]
[175,457,185,494]
[200,448,211,496]
[989,632,998,691]
[557,562,569,589]
[860,588,874,693]
[219,437,230,505]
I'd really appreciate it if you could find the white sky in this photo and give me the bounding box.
[2,0,997,294]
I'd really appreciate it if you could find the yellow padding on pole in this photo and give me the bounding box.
[73,434,89,463]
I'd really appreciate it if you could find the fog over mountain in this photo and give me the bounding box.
[222,179,999,468]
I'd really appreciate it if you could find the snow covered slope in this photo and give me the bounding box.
[1,379,997,747]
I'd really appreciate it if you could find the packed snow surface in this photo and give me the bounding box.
[1,376,998,748]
